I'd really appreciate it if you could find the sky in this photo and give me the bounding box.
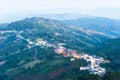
[0,0,120,23]
[0,0,120,13]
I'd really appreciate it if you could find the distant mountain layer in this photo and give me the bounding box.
[0,17,110,80]
[62,17,120,37]
[37,13,91,20]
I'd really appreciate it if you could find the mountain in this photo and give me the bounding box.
[22,13,120,38]
[62,17,120,37]
[41,8,120,20]
[0,17,110,80]
[36,13,91,20]
[1,17,109,49]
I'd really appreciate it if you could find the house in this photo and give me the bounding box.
[72,53,80,59]
[55,46,66,54]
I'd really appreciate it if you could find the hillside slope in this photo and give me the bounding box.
[63,17,120,37]
[0,17,110,80]
[90,38,120,71]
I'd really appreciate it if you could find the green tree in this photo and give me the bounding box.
[103,72,120,80]
[87,74,102,80]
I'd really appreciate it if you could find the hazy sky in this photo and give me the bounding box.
[0,0,120,13]
[0,0,120,23]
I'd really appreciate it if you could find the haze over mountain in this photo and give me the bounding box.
[1,0,120,23]
[0,7,120,23]
[38,7,120,20]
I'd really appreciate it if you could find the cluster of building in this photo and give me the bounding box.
[54,46,80,59]
[54,46,109,75]
[35,38,55,48]
[0,30,16,34]
[79,54,109,75]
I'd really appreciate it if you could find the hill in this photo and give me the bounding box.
[0,17,110,80]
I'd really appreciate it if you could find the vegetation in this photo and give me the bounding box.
[0,17,120,80]
[63,17,120,37]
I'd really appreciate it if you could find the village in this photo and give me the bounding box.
[54,46,109,75]
[1,30,109,75]
[54,46,80,59]
[31,38,109,75]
